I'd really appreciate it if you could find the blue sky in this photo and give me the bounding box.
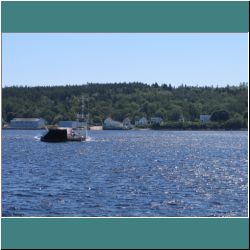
[2,33,248,87]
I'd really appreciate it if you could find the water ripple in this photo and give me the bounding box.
[2,130,248,217]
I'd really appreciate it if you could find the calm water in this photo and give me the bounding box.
[2,129,248,217]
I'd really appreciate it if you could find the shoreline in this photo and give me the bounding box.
[2,127,247,132]
[2,127,46,130]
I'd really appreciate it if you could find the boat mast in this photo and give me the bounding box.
[81,95,87,139]
[86,97,89,139]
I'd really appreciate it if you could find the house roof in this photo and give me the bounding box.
[59,121,77,123]
[123,118,131,122]
[104,117,112,121]
[151,117,163,120]
[11,118,43,122]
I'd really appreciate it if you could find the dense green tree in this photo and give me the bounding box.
[167,106,183,121]
[243,111,248,119]
[211,110,230,122]
[188,103,200,121]
[6,112,16,122]
[225,115,244,130]
[1,83,248,130]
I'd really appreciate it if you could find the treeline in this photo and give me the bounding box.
[2,82,248,129]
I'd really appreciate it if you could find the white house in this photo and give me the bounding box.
[179,115,185,122]
[135,117,148,126]
[150,117,163,125]
[200,115,211,123]
[123,118,133,129]
[103,118,124,130]
[10,118,46,129]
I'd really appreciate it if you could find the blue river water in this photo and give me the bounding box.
[2,129,248,217]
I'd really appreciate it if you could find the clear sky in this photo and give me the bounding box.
[2,33,248,87]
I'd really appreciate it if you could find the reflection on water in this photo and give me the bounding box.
[2,129,248,217]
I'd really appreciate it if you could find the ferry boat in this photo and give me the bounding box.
[41,97,88,142]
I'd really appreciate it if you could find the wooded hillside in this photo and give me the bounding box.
[2,82,248,128]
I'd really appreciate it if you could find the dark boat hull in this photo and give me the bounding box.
[41,129,68,142]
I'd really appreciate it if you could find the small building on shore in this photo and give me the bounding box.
[10,118,46,129]
[89,125,103,130]
[135,117,148,126]
[123,118,133,129]
[103,118,124,130]
[150,117,163,125]
[179,115,185,123]
[200,115,211,123]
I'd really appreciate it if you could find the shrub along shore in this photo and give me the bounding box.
[149,120,247,131]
